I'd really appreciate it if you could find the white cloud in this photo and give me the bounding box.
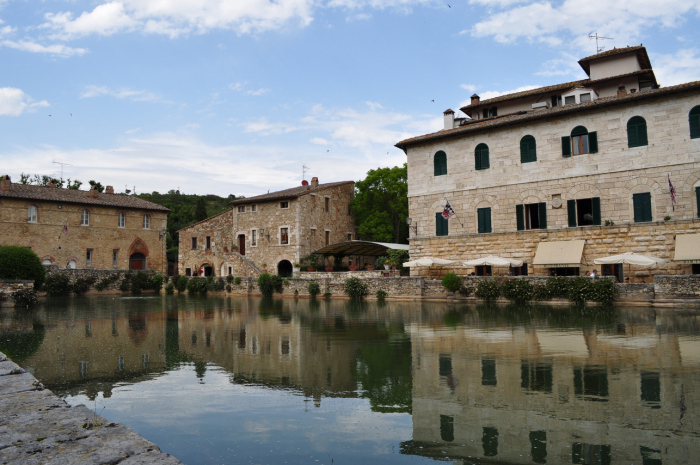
[229,82,246,91]
[43,2,138,40]
[652,49,700,86]
[310,137,330,145]
[536,52,587,78]
[80,85,169,103]
[0,88,49,116]
[0,40,87,56]
[460,84,477,92]
[247,88,269,96]
[243,117,298,135]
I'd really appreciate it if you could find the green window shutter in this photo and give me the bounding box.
[520,138,527,163]
[592,197,601,225]
[482,148,490,169]
[638,120,648,146]
[477,207,491,233]
[484,208,492,233]
[528,139,537,162]
[538,202,547,229]
[588,131,598,153]
[516,204,524,231]
[628,121,638,148]
[520,136,536,163]
[436,212,448,236]
[434,151,447,176]
[561,136,571,157]
[477,209,485,233]
[696,186,700,218]
[633,194,643,222]
[567,199,577,227]
[475,149,481,170]
[690,106,700,139]
[475,144,490,170]
[627,116,648,148]
[633,192,652,223]
[644,193,653,222]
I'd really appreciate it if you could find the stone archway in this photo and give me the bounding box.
[128,237,150,271]
[277,260,293,277]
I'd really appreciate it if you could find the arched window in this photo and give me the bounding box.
[81,209,90,226]
[475,143,490,170]
[690,106,700,139]
[561,126,598,157]
[627,116,648,147]
[434,151,447,176]
[520,135,536,163]
[27,205,38,223]
[143,214,151,229]
[118,212,126,228]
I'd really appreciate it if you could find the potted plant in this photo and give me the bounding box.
[293,263,301,272]
[349,265,359,272]
[307,266,315,272]
[325,266,334,272]
[366,264,375,271]
[376,256,389,270]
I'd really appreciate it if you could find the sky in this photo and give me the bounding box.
[1,0,700,198]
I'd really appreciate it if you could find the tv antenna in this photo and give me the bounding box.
[52,160,73,182]
[302,165,310,181]
[589,33,613,53]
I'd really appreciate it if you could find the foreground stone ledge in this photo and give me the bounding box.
[0,351,182,465]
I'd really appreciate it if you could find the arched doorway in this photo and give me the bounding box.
[277,260,293,277]
[200,263,213,276]
[130,253,146,270]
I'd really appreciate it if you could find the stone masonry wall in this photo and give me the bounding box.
[44,265,156,291]
[655,275,700,299]
[0,280,33,307]
[178,209,233,276]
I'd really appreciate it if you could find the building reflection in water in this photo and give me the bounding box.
[2,297,700,464]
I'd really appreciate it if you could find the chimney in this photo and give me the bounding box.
[0,175,10,192]
[88,185,99,198]
[310,177,319,188]
[471,94,480,105]
[443,109,455,130]
[617,85,627,97]
[48,180,56,188]
[105,185,115,194]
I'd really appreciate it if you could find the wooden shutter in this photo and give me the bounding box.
[520,136,536,163]
[696,186,700,218]
[482,147,490,169]
[567,199,577,227]
[436,212,448,236]
[592,197,601,225]
[588,131,598,153]
[628,120,639,148]
[516,204,524,231]
[628,116,648,147]
[690,106,700,139]
[538,202,547,229]
[434,151,447,176]
[478,208,491,233]
[484,208,492,233]
[475,149,481,170]
[633,192,652,222]
[561,136,571,157]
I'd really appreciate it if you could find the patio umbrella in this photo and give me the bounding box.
[403,257,456,279]
[593,252,666,282]
[463,255,524,267]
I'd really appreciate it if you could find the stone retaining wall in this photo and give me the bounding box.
[45,265,156,291]
[654,275,700,299]
[0,280,34,307]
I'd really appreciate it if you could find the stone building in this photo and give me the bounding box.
[0,176,169,273]
[178,177,355,277]
[396,46,700,280]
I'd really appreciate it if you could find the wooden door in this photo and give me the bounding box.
[238,235,245,255]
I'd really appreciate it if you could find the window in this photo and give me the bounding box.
[434,150,447,176]
[530,431,547,464]
[440,415,454,442]
[696,186,700,218]
[572,443,611,465]
[521,361,553,393]
[567,198,601,227]
[112,250,118,267]
[81,209,90,226]
[325,197,330,212]
[325,230,330,246]
[185,268,192,276]
[477,207,492,233]
[517,203,547,230]
[476,265,491,276]
[435,212,448,236]
[251,205,257,212]
[238,206,245,212]
[118,212,125,228]
[475,143,490,170]
[228,266,232,275]
[633,192,653,223]
[347,233,352,241]
[564,95,576,105]
[482,427,498,457]
[252,229,257,246]
[690,105,700,139]
[86,249,92,267]
[482,107,497,118]
[580,92,591,102]
[627,116,648,147]
[191,237,197,249]
[27,205,37,223]
[143,214,150,229]
[641,372,661,408]
[520,135,536,163]
[574,367,608,401]
[482,359,497,386]
[205,236,211,249]
[562,126,598,157]
[280,201,289,209]
[280,227,289,245]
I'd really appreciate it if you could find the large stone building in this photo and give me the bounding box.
[0,176,169,273]
[396,46,700,280]
[178,177,355,277]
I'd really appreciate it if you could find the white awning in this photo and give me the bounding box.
[532,240,585,267]
[674,234,700,264]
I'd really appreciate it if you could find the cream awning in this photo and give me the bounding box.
[532,240,585,267]
[674,234,700,264]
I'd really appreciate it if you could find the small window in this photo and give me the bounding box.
[433,151,447,176]
[482,359,497,386]
[67,260,77,269]
[81,209,90,226]
[580,93,591,102]
[633,192,653,223]
[252,229,257,246]
[489,107,497,117]
[185,268,192,276]
[567,198,601,227]
[238,206,245,212]
[251,205,257,212]
[27,205,37,223]
[562,126,598,157]
[477,207,492,233]
[689,106,700,139]
[143,214,150,229]
[564,95,576,105]
[627,116,648,148]
[205,236,211,249]
[118,212,125,228]
[435,212,448,236]
[191,237,197,249]
[86,249,93,267]
[347,233,352,241]
[482,109,488,119]
[280,201,289,209]
[280,227,289,245]
[325,230,330,246]
[325,197,330,213]
[112,250,118,267]
[475,143,490,170]
[516,203,547,230]
[520,135,536,163]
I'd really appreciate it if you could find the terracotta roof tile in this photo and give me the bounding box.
[0,183,170,212]
[229,181,354,205]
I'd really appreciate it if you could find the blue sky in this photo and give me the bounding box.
[2,0,699,197]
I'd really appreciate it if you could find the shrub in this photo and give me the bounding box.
[590,277,616,304]
[323,292,332,299]
[458,283,473,296]
[165,283,175,294]
[225,284,232,292]
[119,275,131,292]
[234,277,242,285]
[344,277,368,300]
[567,277,595,303]
[258,273,283,298]
[566,276,616,304]
[215,278,226,291]
[13,289,38,308]
[72,278,92,296]
[375,256,388,268]
[501,279,534,303]
[283,279,289,286]
[0,245,46,289]
[532,283,551,301]
[226,275,234,284]
[95,276,116,291]
[44,274,72,296]
[176,276,188,293]
[152,274,164,290]
[441,272,462,292]
[376,289,387,301]
[187,277,207,295]
[475,279,500,301]
[130,271,151,295]
[308,281,321,298]
[546,276,570,298]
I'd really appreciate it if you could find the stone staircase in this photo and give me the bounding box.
[227,252,262,277]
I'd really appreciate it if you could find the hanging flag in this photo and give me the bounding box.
[668,174,677,205]
[442,201,455,220]
[63,223,68,235]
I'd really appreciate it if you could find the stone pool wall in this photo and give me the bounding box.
[0,280,34,307]
[44,265,157,291]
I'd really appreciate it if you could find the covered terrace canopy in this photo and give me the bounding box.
[312,240,409,256]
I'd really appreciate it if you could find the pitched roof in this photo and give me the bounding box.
[396,80,700,150]
[578,45,650,75]
[0,182,170,212]
[229,181,354,205]
[177,208,232,232]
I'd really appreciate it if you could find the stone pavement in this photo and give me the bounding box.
[0,351,182,465]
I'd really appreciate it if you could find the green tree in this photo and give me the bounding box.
[351,164,408,243]
[0,246,46,288]
[195,198,208,222]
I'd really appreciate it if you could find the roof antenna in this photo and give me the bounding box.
[303,165,310,182]
[52,160,73,182]
[588,33,613,54]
